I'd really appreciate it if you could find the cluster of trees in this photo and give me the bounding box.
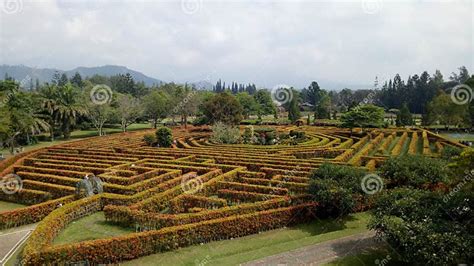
[213,79,257,95]
[1,65,472,153]
[297,66,473,128]
[309,149,473,264]
[0,72,287,153]
[0,72,204,153]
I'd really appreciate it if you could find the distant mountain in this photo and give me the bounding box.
[0,64,163,87]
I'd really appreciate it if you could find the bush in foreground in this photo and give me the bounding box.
[379,155,449,188]
[369,188,473,265]
[308,164,368,217]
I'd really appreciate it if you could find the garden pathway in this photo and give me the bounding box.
[243,231,378,266]
[0,224,36,265]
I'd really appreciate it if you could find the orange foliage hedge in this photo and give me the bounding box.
[24,203,316,265]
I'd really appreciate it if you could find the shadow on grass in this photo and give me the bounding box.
[328,238,403,266]
[297,214,357,236]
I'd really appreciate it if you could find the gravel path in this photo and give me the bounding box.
[0,224,36,265]
[242,231,378,266]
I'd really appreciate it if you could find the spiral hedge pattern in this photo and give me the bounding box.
[0,126,463,265]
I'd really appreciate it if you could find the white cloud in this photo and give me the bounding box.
[0,0,472,89]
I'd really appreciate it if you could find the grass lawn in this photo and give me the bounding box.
[121,212,370,265]
[53,212,134,245]
[441,133,474,142]
[325,247,402,266]
[0,200,26,213]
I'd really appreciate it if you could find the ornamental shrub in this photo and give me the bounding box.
[369,188,473,265]
[155,127,173,147]
[289,130,305,139]
[309,163,367,193]
[210,122,241,144]
[242,126,254,144]
[308,179,355,217]
[440,145,462,161]
[379,155,449,188]
[143,134,156,146]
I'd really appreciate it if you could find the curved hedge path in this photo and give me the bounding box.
[0,126,462,265]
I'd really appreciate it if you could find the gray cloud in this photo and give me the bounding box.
[0,0,472,89]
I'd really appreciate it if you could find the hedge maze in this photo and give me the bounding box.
[0,126,463,265]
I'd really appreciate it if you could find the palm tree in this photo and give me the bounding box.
[53,84,87,139]
[2,82,50,153]
[40,85,59,141]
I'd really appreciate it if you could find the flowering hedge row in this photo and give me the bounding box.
[105,197,291,229]
[25,203,316,265]
[217,181,288,195]
[422,131,431,155]
[272,174,310,184]
[337,138,354,149]
[169,194,227,213]
[408,132,419,154]
[217,189,282,202]
[351,136,369,151]
[0,195,74,229]
[239,177,308,193]
[366,159,377,171]
[14,165,89,178]
[261,167,309,178]
[22,195,103,262]
[132,169,227,212]
[16,171,79,187]
[377,132,396,154]
[391,132,408,156]
[103,171,181,195]
[349,133,384,166]
[295,149,345,159]
[334,149,354,162]
[0,189,51,205]
[22,180,74,198]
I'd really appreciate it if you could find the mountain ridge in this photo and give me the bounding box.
[0,64,164,87]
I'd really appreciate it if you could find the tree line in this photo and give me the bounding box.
[1,66,473,153]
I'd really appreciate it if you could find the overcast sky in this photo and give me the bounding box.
[0,0,472,89]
